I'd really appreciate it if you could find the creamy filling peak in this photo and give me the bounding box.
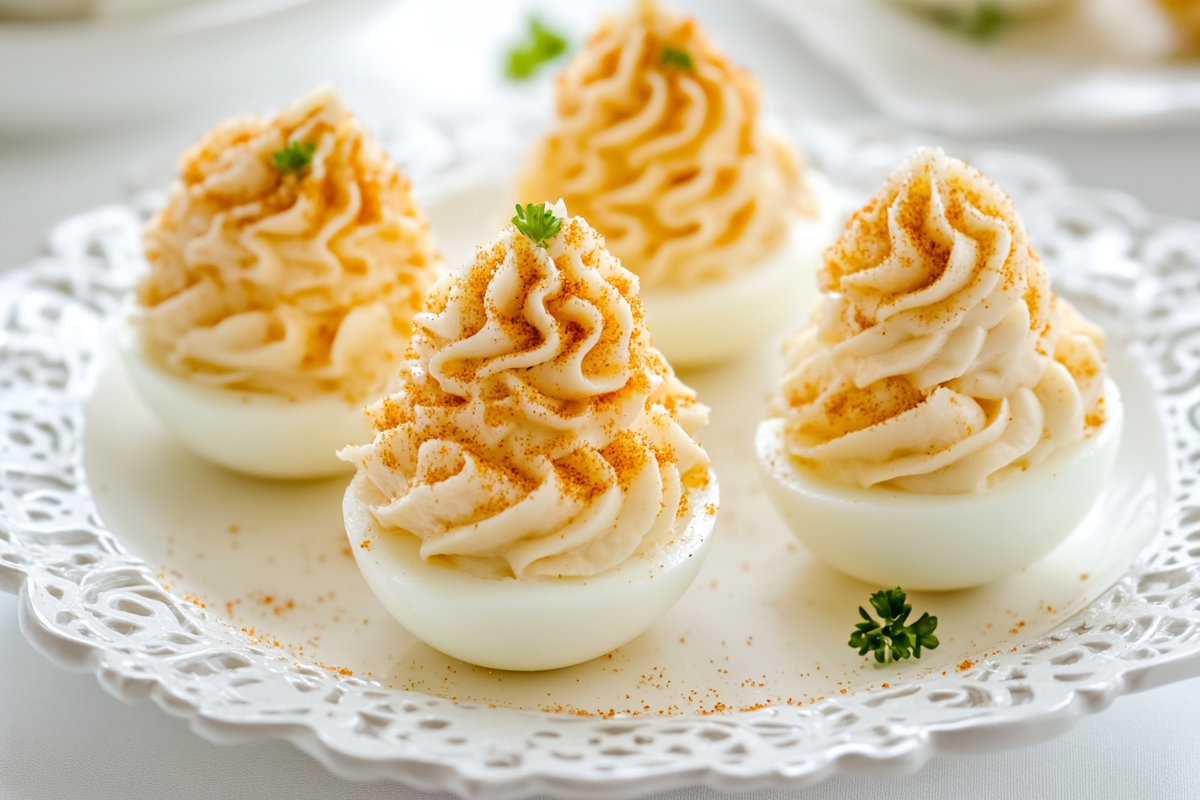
[769,147,1108,493]
[340,205,711,579]
[517,0,812,291]
[136,84,443,402]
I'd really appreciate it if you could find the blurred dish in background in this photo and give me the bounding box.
[0,0,393,132]
[893,0,1069,12]
[752,0,1200,132]
[0,0,201,22]
[1136,0,1200,54]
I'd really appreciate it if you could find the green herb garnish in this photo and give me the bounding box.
[849,587,939,664]
[661,46,694,70]
[505,17,569,80]
[271,141,317,174]
[930,3,1009,42]
[967,5,1008,41]
[511,203,563,248]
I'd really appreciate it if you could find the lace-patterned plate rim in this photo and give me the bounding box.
[3,119,1200,798]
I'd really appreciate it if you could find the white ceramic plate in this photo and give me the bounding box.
[754,0,1200,133]
[3,117,1200,798]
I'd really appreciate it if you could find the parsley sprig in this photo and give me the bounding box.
[271,141,317,174]
[506,17,569,80]
[512,203,563,248]
[849,587,939,664]
[661,46,694,70]
[929,3,1009,42]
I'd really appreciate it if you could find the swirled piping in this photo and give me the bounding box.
[136,84,442,402]
[339,204,711,579]
[517,0,811,290]
[769,147,1108,493]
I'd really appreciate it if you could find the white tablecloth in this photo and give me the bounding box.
[2,1,1199,797]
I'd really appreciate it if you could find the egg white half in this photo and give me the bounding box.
[343,470,719,671]
[640,171,841,370]
[117,320,367,480]
[755,379,1124,591]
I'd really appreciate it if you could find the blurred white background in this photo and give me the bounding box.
[1,0,1198,274]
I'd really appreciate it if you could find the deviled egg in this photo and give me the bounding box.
[123,84,443,480]
[338,201,718,671]
[756,147,1123,591]
[516,0,839,369]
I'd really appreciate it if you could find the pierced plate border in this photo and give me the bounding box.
[3,116,1200,798]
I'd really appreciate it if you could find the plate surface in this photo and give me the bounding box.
[3,118,1200,797]
[754,0,1200,133]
